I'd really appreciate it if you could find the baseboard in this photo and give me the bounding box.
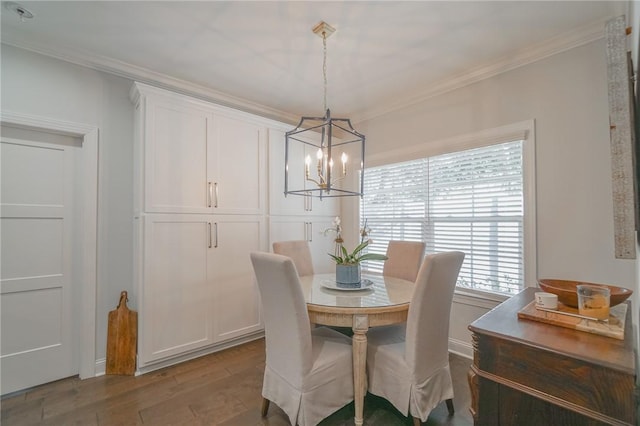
[134,331,266,375]
[91,331,265,378]
[94,358,106,377]
[449,337,473,359]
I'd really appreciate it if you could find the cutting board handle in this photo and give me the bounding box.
[117,291,128,309]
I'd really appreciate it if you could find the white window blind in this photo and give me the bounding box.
[361,140,524,295]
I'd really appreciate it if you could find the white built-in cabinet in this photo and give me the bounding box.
[267,128,340,274]
[131,82,268,371]
[142,92,265,215]
[131,82,342,372]
[141,214,264,364]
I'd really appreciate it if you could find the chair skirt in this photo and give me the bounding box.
[263,327,354,426]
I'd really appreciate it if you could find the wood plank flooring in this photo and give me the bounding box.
[1,338,473,425]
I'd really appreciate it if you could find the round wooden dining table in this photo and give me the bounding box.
[298,272,414,426]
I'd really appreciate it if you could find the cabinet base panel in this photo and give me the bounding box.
[136,330,265,375]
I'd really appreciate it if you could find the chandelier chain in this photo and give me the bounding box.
[323,31,328,112]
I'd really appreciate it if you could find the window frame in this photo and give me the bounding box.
[357,120,537,299]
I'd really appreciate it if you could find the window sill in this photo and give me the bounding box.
[453,288,510,309]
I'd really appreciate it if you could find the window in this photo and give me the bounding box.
[360,123,535,296]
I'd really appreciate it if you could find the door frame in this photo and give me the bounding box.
[1,111,98,379]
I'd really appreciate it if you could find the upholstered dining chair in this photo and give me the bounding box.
[272,240,315,277]
[250,252,354,426]
[382,240,427,282]
[366,251,465,425]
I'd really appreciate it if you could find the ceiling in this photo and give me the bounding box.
[0,1,628,123]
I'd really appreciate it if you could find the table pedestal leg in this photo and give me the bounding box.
[352,314,369,426]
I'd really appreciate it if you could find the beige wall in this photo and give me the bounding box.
[344,38,638,355]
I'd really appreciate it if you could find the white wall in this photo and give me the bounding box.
[346,38,638,353]
[1,44,135,364]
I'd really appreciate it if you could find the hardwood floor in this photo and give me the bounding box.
[1,338,473,426]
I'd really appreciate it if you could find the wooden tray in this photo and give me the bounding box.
[517,300,627,340]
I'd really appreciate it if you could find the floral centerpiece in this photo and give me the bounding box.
[323,217,387,284]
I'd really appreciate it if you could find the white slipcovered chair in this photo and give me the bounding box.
[249,252,354,426]
[383,240,427,283]
[366,251,465,425]
[272,240,315,277]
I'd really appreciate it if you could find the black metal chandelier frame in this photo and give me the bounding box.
[285,108,365,198]
[284,21,366,199]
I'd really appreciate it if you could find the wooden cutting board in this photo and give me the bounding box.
[106,291,138,375]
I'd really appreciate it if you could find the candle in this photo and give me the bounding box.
[305,155,311,177]
[341,152,347,175]
[316,148,323,171]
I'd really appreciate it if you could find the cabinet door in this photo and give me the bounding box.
[307,216,339,273]
[140,215,214,366]
[269,216,337,274]
[144,97,212,213]
[268,127,307,215]
[211,215,265,342]
[210,115,266,215]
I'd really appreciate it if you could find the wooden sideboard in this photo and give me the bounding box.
[468,287,636,426]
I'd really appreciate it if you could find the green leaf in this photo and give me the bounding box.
[358,253,389,262]
[328,239,388,265]
[350,241,370,257]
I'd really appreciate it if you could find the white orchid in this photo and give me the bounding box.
[321,216,382,261]
[322,216,342,238]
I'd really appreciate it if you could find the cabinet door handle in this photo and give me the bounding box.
[208,222,212,248]
[214,182,219,208]
[304,191,312,211]
[306,222,312,243]
[214,222,219,248]
[208,182,213,208]
[308,194,312,212]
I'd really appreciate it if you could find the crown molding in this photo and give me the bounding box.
[1,37,299,126]
[1,110,97,135]
[3,17,607,126]
[353,19,607,123]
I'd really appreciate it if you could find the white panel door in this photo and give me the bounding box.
[1,138,75,394]
[210,114,266,215]
[140,215,214,366]
[144,98,212,213]
[211,215,264,342]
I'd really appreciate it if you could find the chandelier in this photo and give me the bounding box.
[284,21,365,198]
